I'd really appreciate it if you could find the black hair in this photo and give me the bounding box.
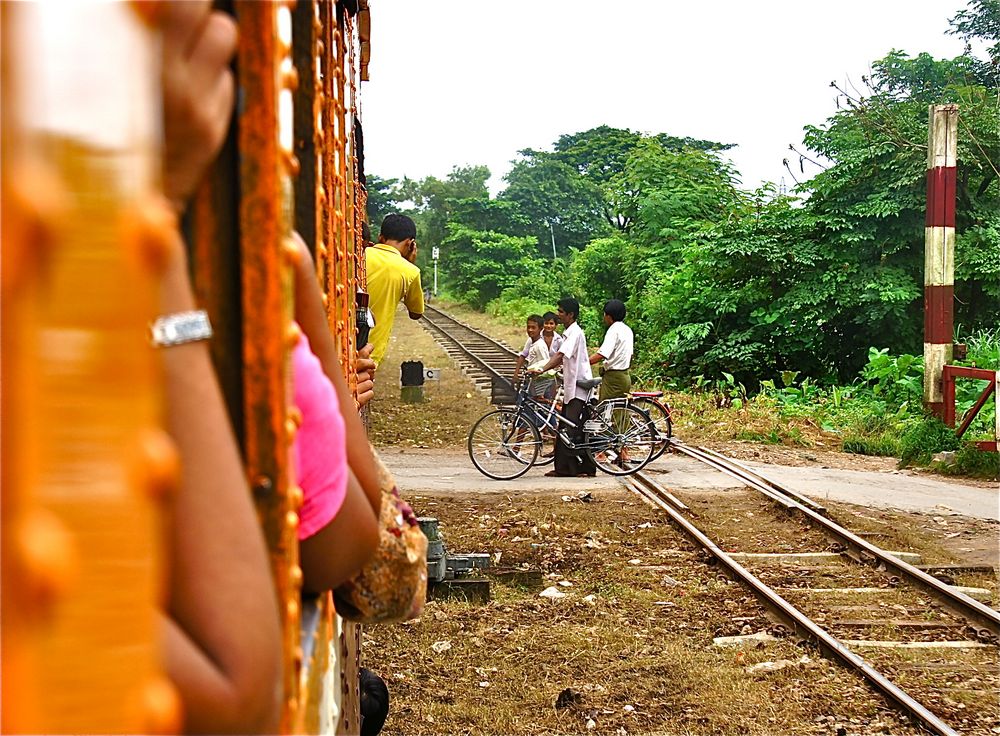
[360,668,389,736]
[542,311,557,322]
[557,297,579,320]
[361,221,372,244]
[379,213,416,242]
[603,299,626,322]
[526,314,544,329]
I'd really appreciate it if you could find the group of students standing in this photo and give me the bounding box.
[514,298,635,478]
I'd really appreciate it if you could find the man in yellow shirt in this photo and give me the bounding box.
[366,214,425,367]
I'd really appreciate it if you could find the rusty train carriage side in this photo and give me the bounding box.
[192,0,371,731]
[318,4,368,731]
[232,2,305,730]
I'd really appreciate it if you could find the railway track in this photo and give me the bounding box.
[419,304,1000,736]
[421,304,519,397]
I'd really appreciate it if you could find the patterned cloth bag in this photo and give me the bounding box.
[334,451,427,623]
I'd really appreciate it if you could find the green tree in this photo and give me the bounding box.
[364,174,406,226]
[807,45,999,336]
[450,197,531,236]
[634,11,999,385]
[948,0,999,82]
[500,152,607,255]
[551,125,735,231]
[405,165,491,270]
[439,224,539,308]
[569,234,632,307]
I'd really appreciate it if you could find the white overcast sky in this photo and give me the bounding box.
[361,0,969,194]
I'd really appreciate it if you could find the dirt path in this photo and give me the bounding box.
[380,448,999,521]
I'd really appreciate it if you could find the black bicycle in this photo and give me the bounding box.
[467,377,657,480]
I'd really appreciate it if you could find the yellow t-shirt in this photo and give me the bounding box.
[365,243,424,366]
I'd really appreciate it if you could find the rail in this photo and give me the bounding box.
[421,304,518,385]
[669,440,1000,640]
[624,472,961,736]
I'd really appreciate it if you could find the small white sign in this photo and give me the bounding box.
[424,368,441,381]
[432,246,440,260]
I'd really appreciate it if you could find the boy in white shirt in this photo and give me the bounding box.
[513,315,554,397]
[589,299,634,401]
[530,297,596,477]
[541,311,563,357]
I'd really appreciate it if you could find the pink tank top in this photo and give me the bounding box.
[292,331,348,541]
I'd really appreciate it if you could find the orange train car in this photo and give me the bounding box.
[1,1,374,733]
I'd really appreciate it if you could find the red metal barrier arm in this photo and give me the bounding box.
[956,381,995,439]
[941,364,996,428]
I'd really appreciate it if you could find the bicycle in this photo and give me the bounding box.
[602,388,673,461]
[467,376,657,480]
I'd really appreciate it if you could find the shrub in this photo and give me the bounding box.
[898,417,961,466]
[939,443,1000,479]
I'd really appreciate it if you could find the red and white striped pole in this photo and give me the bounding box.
[923,104,958,418]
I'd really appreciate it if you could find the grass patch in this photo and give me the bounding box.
[898,417,961,467]
[734,428,783,444]
[937,443,1000,480]
[658,391,833,450]
[842,433,901,457]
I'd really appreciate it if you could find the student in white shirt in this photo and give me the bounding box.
[530,297,596,477]
[512,315,554,397]
[541,311,564,357]
[589,299,634,401]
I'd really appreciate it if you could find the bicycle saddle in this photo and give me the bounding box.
[576,377,603,390]
[631,390,663,398]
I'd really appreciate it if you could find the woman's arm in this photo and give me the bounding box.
[159,232,282,734]
[298,471,378,594]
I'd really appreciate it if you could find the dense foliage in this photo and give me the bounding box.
[368,2,998,392]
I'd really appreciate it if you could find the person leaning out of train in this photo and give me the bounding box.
[365,214,425,368]
[588,299,634,402]
[288,231,383,593]
[157,3,282,732]
[164,0,381,598]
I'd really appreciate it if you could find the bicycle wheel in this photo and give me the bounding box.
[468,408,541,480]
[585,402,656,476]
[632,396,672,460]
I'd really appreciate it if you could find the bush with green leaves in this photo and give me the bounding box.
[898,417,962,466]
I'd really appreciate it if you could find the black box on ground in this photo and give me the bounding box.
[400,360,425,386]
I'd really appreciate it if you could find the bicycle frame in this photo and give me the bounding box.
[469,377,657,480]
[513,380,645,454]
